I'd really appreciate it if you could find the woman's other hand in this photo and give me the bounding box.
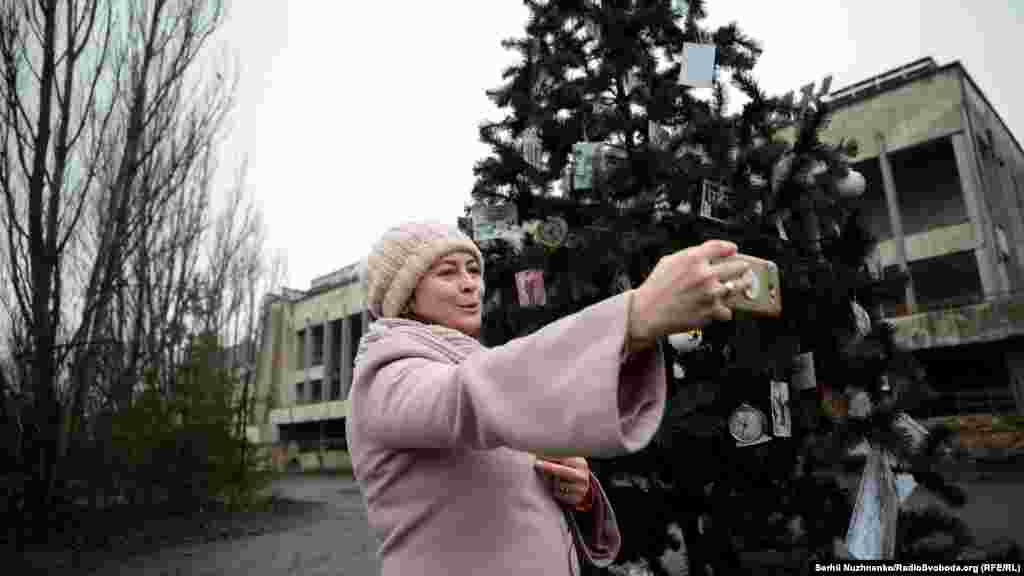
[535,456,594,511]
[628,240,752,349]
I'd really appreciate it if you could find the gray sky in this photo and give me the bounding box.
[211,1,1023,291]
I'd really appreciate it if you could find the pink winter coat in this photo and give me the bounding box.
[346,292,667,575]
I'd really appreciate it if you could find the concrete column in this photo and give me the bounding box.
[340,316,353,400]
[1006,347,1024,416]
[323,320,335,401]
[998,168,1024,290]
[876,133,917,313]
[303,321,312,404]
[952,132,999,297]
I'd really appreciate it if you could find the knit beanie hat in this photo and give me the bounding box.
[364,221,484,319]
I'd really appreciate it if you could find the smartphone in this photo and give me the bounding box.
[716,254,782,318]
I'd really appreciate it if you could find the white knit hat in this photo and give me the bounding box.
[364,221,484,319]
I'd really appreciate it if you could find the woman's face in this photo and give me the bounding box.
[409,251,483,337]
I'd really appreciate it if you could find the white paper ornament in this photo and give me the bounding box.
[572,142,598,190]
[770,380,792,437]
[846,449,899,560]
[648,120,670,149]
[836,169,866,198]
[668,329,703,353]
[680,43,716,88]
[672,0,689,19]
[471,203,519,244]
[519,127,544,170]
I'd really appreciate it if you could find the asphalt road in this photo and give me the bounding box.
[90,475,381,576]
[89,474,1021,576]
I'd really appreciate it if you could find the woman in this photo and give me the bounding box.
[347,221,751,575]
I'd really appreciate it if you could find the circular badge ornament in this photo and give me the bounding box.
[536,216,569,248]
[728,403,767,444]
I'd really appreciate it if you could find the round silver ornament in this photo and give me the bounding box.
[535,216,569,248]
[835,169,866,198]
[729,403,767,444]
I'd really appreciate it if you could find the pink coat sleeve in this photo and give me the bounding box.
[350,292,666,457]
[569,473,621,568]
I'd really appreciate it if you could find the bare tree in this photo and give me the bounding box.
[0,0,232,540]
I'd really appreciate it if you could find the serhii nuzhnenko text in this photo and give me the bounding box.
[814,561,1022,574]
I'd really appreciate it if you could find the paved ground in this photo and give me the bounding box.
[85,473,1021,576]
[89,476,380,576]
[903,480,1024,550]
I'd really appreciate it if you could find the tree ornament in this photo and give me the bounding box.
[648,120,670,149]
[514,269,547,308]
[519,126,544,171]
[535,216,568,248]
[680,42,716,88]
[699,180,735,222]
[729,403,772,447]
[672,0,689,20]
[770,380,792,437]
[835,169,866,198]
[470,202,519,245]
[851,300,871,337]
[668,329,703,353]
[653,189,675,223]
[572,142,598,190]
[845,448,899,560]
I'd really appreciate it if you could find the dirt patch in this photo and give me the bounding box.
[9,497,329,575]
[944,415,1024,453]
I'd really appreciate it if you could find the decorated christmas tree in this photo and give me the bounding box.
[465,1,1020,574]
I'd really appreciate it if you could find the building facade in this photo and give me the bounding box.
[796,57,1024,414]
[251,262,369,469]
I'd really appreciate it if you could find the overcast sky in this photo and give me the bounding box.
[210,1,1023,291]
